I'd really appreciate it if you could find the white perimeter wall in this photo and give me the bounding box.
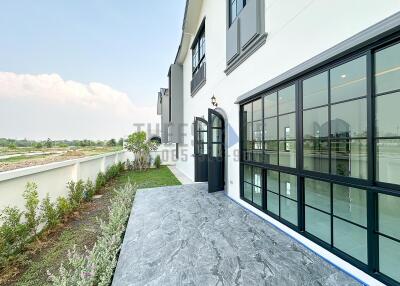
[174,1,400,284]
[0,151,133,212]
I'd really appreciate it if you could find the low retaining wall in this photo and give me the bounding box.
[0,151,133,211]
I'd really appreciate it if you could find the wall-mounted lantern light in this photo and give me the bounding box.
[211,95,218,107]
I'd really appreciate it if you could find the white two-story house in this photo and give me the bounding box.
[157,1,400,285]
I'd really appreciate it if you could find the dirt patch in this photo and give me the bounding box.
[0,179,119,286]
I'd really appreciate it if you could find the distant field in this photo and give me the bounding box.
[0,146,123,172]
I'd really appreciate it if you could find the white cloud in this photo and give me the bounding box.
[0,72,158,140]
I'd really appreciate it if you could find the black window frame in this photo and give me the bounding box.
[191,21,206,75]
[238,31,400,286]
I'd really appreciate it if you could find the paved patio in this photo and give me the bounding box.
[112,183,361,286]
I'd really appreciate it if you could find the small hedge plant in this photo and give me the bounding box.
[154,155,161,169]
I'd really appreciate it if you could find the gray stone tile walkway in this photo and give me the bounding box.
[112,183,362,286]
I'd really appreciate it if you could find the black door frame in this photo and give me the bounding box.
[194,117,208,182]
[208,109,225,192]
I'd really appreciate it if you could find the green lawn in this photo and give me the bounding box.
[116,166,181,189]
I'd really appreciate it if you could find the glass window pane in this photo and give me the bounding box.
[333,184,367,227]
[264,92,277,117]
[253,99,262,121]
[212,129,223,142]
[280,173,297,200]
[379,193,400,240]
[303,72,328,109]
[305,178,331,212]
[333,218,367,263]
[264,117,277,140]
[244,165,252,183]
[246,123,252,149]
[279,113,296,140]
[211,114,223,127]
[253,121,262,142]
[253,186,262,207]
[330,56,367,103]
[376,139,400,185]
[376,92,400,137]
[331,98,367,138]
[244,182,252,201]
[278,85,296,114]
[253,167,262,187]
[331,139,368,179]
[266,170,279,193]
[280,197,298,226]
[267,191,279,215]
[253,149,263,163]
[303,106,329,139]
[375,42,400,94]
[264,140,278,165]
[279,141,296,168]
[212,144,222,157]
[306,207,331,243]
[303,139,329,173]
[379,236,400,283]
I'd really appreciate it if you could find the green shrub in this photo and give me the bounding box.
[40,194,59,229]
[0,207,29,266]
[105,165,119,181]
[56,197,71,218]
[154,155,161,169]
[95,172,106,191]
[84,180,96,201]
[67,180,85,210]
[48,183,137,286]
[23,182,40,236]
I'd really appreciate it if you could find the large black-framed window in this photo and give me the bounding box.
[192,25,205,75]
[239,33,400,286]
[229,0,246,26]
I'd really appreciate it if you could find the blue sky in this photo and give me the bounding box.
[0,0,185,106]
[0,1,186,139]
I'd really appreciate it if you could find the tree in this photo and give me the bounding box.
[46,138,53,148]
[107,139,117,147]
[118,138,124,146]
[125,131,158,171]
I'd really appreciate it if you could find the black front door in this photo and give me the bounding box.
[194,117,208,182]
[208,109,225,192]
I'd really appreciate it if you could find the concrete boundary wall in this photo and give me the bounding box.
[0,151,133,211]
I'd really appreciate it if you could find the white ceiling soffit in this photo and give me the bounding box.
[175,0,203,65]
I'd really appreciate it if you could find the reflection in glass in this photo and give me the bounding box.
[379,236,400,283]
[244,182,252,201]
[303,139,329,173]
[279,113,296,140]
[253,167,262,187]
[212,129,222,142]
[253,186,262,206]
[303,106,329,139]
[280,173,297,200]
[306,207,331,243]
[376,139,400,185]
[211,114,222,128]
[331,139,367,179]
[280,197,298,226]
[375,42,400,94]
[264,140,278,165]
[253,121,263,142]
[267,170,279,193]
[330,56,367,102]
[212,144,222,158]
[253,99,262,121]
[333,218,367,263]
[278,84,296,114]
[376,92,400,137]
[331,99,367,138]
[303,72,328,109]
[246,123,252,150]
[264,117,277,140]
[378,193,400,240]
[267,191,279,215]
[279,141,296,168]
[305,178,330,212]
[333,184,367,227]
[264,92,277,117]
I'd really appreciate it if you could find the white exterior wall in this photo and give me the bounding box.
[173,1,400,284]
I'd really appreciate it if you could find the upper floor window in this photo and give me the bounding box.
[229,0,246,25]
[192,27,205,75]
